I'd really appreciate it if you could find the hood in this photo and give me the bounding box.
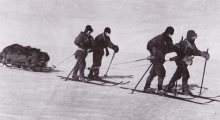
[187,30,197,40]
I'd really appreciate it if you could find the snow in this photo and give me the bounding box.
[1,0,220,119]
[1,50,220,120]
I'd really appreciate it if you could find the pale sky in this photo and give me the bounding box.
[0,0,219,58]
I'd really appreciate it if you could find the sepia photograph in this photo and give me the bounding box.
[0,0,220,119]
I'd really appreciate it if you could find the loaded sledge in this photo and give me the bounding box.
[0,44,55,72]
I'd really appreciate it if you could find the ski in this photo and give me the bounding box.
[171,90,220,102]
[88,77,130,86]
[120,87,211,105]
[191,94,220,102]
[107,81,123,86]
[119,81,130,85]
[58,75,125,86]
[58,75,107,86]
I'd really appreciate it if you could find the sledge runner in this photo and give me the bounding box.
[144,26,175,95]
[164,30,210,95]
[88,27,119,80]
[72,25,94,82]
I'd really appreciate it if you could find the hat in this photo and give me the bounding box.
[165,26,174,35]
[104,27,111,34]
[187,30,197,39]
[85,25,93,32]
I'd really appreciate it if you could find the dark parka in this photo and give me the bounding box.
[165,30,204,91]
[147,33,174,62]
[94,33,115,51]
[72,32,94,77]
[173,30,202,64]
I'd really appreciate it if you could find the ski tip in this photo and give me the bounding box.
[52,65,56,68]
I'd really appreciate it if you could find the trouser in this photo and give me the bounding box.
[88,50,104,77]
[72,50,87,77]
[144,59,166,90]
[166,61,190,90]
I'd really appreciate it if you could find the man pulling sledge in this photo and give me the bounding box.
[72,25,94,82]
[144,26,176,94]
[88,27,119,80]
[164,30,210,95]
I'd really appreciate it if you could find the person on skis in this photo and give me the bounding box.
[88,27,119,80]
[144,26,175,94]
[72,25,95,82]
[164,30,210,95]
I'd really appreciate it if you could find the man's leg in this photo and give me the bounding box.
[78,55,87,78]
[88,50,104,80]
[93,51,104,79]
[72,55,81,80]
[164,65,182,92]
[154,62,166,91]
[88,52,96,79]
[144,66,157,92]
[181,64,192,95]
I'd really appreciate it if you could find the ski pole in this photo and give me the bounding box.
[64,67,75,81]
[131,58,158,94]
[104,52,115,77]
[199,49,209,96]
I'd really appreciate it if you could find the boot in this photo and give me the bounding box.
[87,73,94,80]
[144,74,155,92]
[164,85,175,93]
[72,76,79,81]
[182,85,193,96]
[93,76,102,80]
[88,67,95,80]
[182,89,193,96]
[78,76,88,82]
[157,78,165,95]
[157,85,165,95]
[144,87,156,93]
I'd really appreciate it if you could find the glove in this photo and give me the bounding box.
[147,55,155,60]
[113,45,119,53]
[105,48,109,56]
[200,52,210,60]
[169,56,179,61]
[87,49,93,53]
[182,56,193,65]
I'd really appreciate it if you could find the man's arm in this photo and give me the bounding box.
[107,38,114,49]
[194,44,203,56]
[193,44,210,60]
[107,38,119,53]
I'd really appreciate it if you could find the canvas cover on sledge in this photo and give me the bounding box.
[0,44,54,72]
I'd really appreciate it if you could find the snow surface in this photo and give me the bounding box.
[0,0,220,120]
[1,49,220,120]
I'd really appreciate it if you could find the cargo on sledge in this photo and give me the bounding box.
[0,44,54,72]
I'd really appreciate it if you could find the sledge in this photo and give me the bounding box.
[0,44,54,72]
